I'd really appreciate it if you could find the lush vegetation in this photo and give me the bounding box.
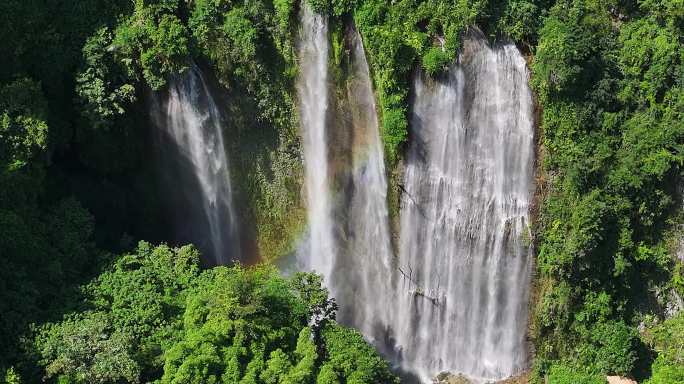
[1,0,683,383]
[1,0,133,376]
[24,242,397,383]
[530,0,684,381]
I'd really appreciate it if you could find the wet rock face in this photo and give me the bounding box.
[433,371,530,384]
[433,372,472,384]
[152,66,240,266]
[325,26,395,333]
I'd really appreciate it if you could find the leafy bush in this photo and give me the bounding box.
[546,363,605,384]
[643,313,684,383]
[422,47,452,76]
[76,28,137,130]
[0,78,48,169]
[580,321,638,376]
[645,356,684,384]
[113,1,190,89]
[35,242,200,382]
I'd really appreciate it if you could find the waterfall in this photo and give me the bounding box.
[153,66,240,265]
[293,5,534,380]
[295,4,336,279]
[389,37,535,381]
[332,28,395,336]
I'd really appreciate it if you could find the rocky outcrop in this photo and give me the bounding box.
[433,372,472,384]
[433,371,530,384]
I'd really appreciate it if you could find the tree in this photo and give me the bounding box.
[160,265,397,383]
[546,363,605,384]
[318,325,398,384]
[35,312,140,384]
[35,243,201,382]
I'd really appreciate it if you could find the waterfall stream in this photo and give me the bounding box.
[390,37,535,381]
[332,28,395,337]
[153,66,240,265]
[295,4,336,280]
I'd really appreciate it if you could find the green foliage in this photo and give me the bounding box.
[76,28,136,130]
[3,367,22,384]
[261,349,295,383]
[289,272,338,334]
[0,0,131,150]
[308,0,354,17]
[0,192,99,372]
[189,0,295,124]
[352,0,435,162]
[674,261,684,298]
[72,26,146,173]
[113,1,190,89]
[288,328,318,382]
[643,313,684,366]
[160,265,310,383]
[87,242,200,371]
[274,0,297,32]
[158,264,395,384]
[36,312,140,384]
[579,321,638,376]
[316,364,340,384]
[46,198,98,279]
[318,325,398,384]
[421,47,452,76]
[645,356,684,384]
[34,242,201,382]
[531,0,684,381]
[352,0,542,162]
[0,78,48,169]
[0,14,168,370]
[496,0,540,42]
[32,243,395,384]
[71,2,190,176]
[642,312,684,384]
[532,0,613,99]
[307,0,330,14]
[546,363,605,384]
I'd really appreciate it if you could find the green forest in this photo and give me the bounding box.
[1,0,683,383]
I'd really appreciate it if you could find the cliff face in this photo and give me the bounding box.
[147,57,305,264]
[204,57,306,263]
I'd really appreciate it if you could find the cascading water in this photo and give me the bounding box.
[389,37,535,381]
[153,66,240,265]
[295,4,336,280]
[330,28,395,334]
